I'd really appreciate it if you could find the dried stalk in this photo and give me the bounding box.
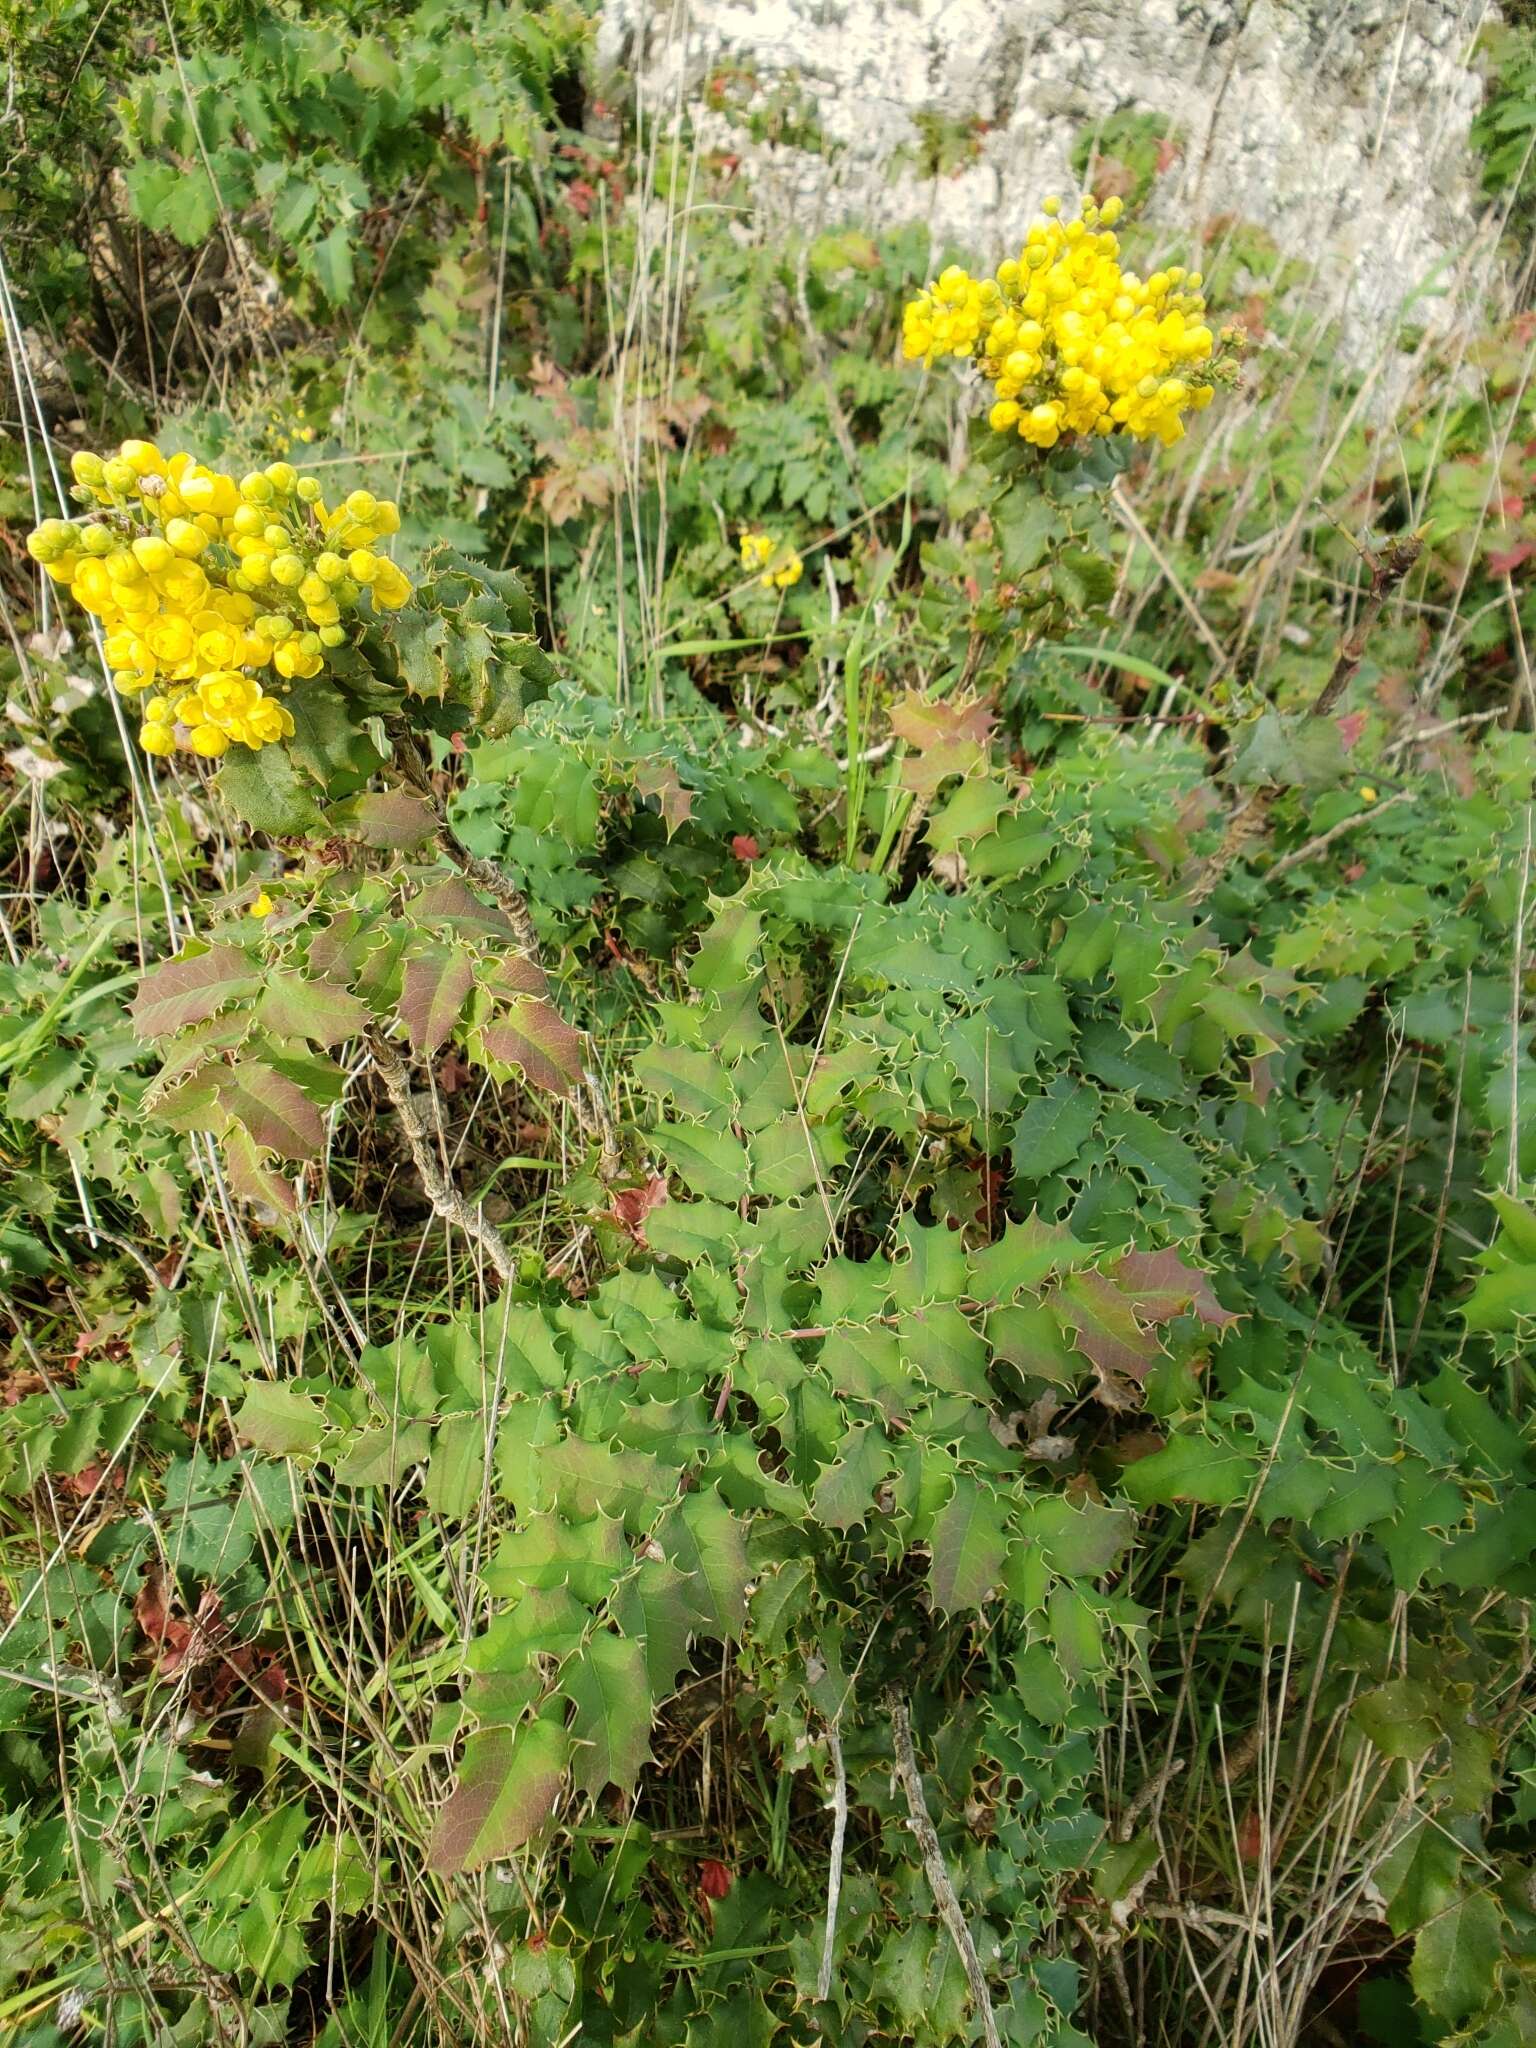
[817,1718,849,2004]
[1264,787,1416,882]
[888,1696,1002,2048]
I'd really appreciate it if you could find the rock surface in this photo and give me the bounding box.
[600,0,1495,343]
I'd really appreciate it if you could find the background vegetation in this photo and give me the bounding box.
[3,3,1536,2044]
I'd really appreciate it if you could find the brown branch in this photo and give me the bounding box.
[435,834,539,955]
[888,1697,1002,2048]
[368,1029,516,1284]
[1307,534,1423,722]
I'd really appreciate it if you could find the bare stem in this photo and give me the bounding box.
[817,1718,848,2003]
[368,1030,516,1284]
[888,1696,1001,2048]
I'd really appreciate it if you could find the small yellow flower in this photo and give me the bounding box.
[1359,785,1378,804]
[250,891,275,919]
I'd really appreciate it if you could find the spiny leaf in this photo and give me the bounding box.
[927,1478,1009,1611]
[810,1423,894,1531]
[352,790,439,849]
[399,946,475,1057]
[1409,1887,1504,2024]
[234,1382,327,1456]
[216,745,328,834]
[665,1491,749,1637]
[258,974,370,1048]
[563,1633,653,1797]
[1050,1268,1161,1408]
[220,1122,298,1214]
[969,1212,1095,1301]
[425,1717,569,1874]
[890,693,995,795]
[1011,1075,1099,1184]
[412,876,517,941]
[480,998,585,1097]
[131,945,259,1039]
[215,1063,326,1160]
[1114,1247,1237,1330]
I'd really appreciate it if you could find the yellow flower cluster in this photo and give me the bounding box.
[740,531,803,590]
[26,441,412,760]
[903,194,1225,448]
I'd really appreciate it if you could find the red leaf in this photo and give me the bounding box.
[610,1175,668,1242]
[698,1859,733,1900]
[1335,711,1366,751]
[730,834,761,862]
[1487,540,1536,579]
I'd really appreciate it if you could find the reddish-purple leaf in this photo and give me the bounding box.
[399,946,475,1057]
[215,1063,325,1160]
[130,944,258,1040]
[352,790,438,850]
[480,997,586,1098]
[1115,1248,1238,1330]
[1050,1267,1160,1410]
[220,1124,298,1216]
[426,1718,568,1874]
[411,877,516,941]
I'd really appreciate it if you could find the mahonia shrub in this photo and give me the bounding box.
[27,443,411,761]
[903,192,1239,448]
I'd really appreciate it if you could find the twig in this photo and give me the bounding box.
[1307,534,1423,721]
[1381,707,1500,759]
[817,1718,848,2003]
[888,1696,1002,2048]
[437,835,539,955]
[368,1030,516,1284]
[1117,1755,1185,1842]
[1264,789,1417,882]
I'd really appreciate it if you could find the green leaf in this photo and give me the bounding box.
[426,1717,569,1874]
[310,224,357,305]
[217,747,327,835]
[1012,1075,1099,1183]
[1119,1432,1256,1508]
[690,903,762,995]
[665,1492,749,1636]
[234,1383,328,1457]
[653,1123,750,1203]
[564,1633,652,1797]
[810,1423,894,1531]
[424,1415,487,1521]
[257,974,369,1047]
[126,158,218,244]
[927,1478,1008,1611]
[1051,547,1117,611]
[1352,1679,1442,1760]
[1410,1887,1503,2024]
[131,944,259,1039]
[7,1046,81,1119]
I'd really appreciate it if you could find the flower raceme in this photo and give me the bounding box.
[740,531,803,590]
[25,444,413,760]
[903,193,1234,449]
